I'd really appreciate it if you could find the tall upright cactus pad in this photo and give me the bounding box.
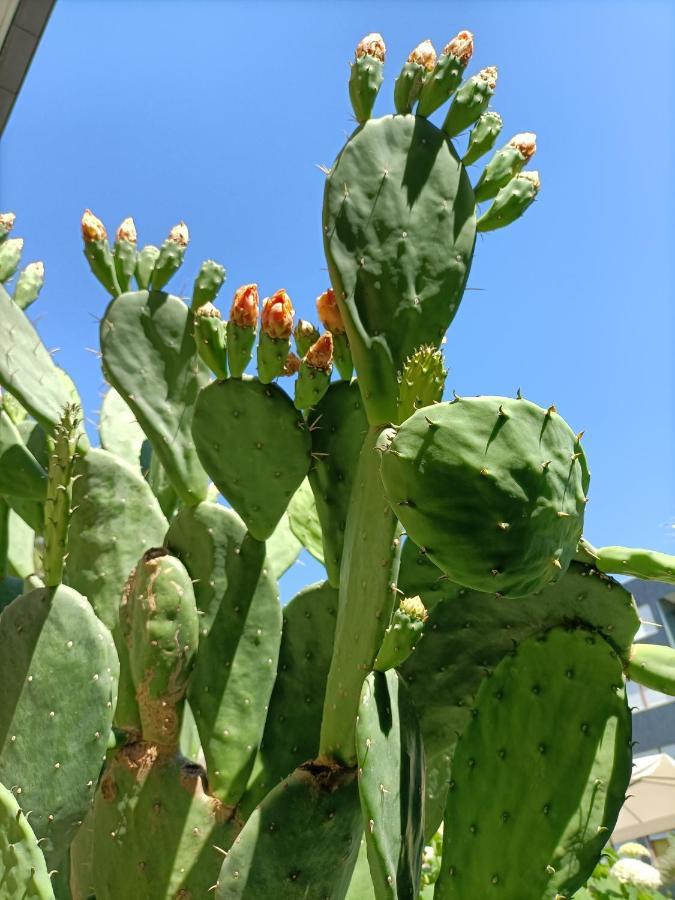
[125,549,199,747]
[0,286,74,432]
[192,378,311,541]
[356,670,425,900]
[323,114,475,425]
[0,585,118,868]
[91,747,240,900]
[0,780,55,900]
[242,581,338,815]
[307,380,369,587]
[399,558,639,835]
[100,290,210,505]
[216,764,361,899]
[381,396,589,597]
[64,448,167,631]
[167,503,283,805]
[434,628,631,899]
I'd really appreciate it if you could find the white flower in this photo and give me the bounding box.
[610,857,662,889]
[617,841,652,860]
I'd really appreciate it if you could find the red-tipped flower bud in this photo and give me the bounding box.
[509,131,536,160]
[316,288,345,335]
[443,30,473,64]
[408,39,437,71]
[261,289,295,339]
[356,32,386,62]
[81,209,107,243]
[116,217,137,243]
[167,221,189,247]
[282,352,302,376]
[0,212,16,232]
[230,283,259,328]
[306,332,334,371]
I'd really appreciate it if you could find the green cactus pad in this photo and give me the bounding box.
[307,380,369,587]
[589,543,675,584]
[167,502,283,805]
[0,408,48,500]
[442,70,495,138]
[346,837,376,899]
[241,581,338,816]
[194,302,228,379]
[399,557,639,837]
[0,779,55,900]
[192,378,311,541]
[216,763,361,899]
[192,259,226,309]
[91,746,239,900]
[381,396,589,597]
[100,289,209,505]
[226,322,256,378]
[294,320,320,358]
[65,448,167,633]
[83,237,120,297]
[393,59,426,115]
[627,643,675,696]
[0,239,23,283]
[417,52,467,117]
[474,141,531,202]
[0,584,119,868]
[98,386,145,468]
[434,628,631,899]
[150,237,187,291]
[323,115,475,425]
[287,478,324,564]
[356,670,425,900]
[125,549,199,746]
[0,286,75,432]
[266,511,302,578]
[396,345,446,423]
[64,448,167,734]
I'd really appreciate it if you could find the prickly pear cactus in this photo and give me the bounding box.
[0,23,673,900]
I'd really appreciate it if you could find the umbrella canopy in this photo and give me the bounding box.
[613,753,675,843]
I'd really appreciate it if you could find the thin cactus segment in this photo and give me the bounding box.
[627,643,675,696]
[0,780,55,900]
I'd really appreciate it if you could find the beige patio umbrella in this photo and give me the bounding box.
[613,753,675,843]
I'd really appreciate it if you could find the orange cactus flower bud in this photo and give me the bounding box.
[81,209,107,243]
[316,288,346,335]
[443,30,473,64]
[408,39,437,71]
[167,221,189,247]
[356,32,386,62]
[261,289,295,340]
[230,283,259,328]
[306,332,334,371]
[282,352,302,376]
[509,132,537,160]
[116,217,137,243]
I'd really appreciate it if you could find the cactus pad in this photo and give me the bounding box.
[0,779,54,900]
[91,746,239,900]
[323,115,475,424]
[381,396,589,597]
[192,378,311,541]
[399,556,639,836]
[307,380,369,587]
[0,585,118,868]
[98,387,145,469]
[434,628,631,899]
[242,581,338,815]
[100,290,209,505]
[216,763,361,899]
[356,670,425,900]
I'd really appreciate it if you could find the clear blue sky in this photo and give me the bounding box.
[1,0,673,600]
